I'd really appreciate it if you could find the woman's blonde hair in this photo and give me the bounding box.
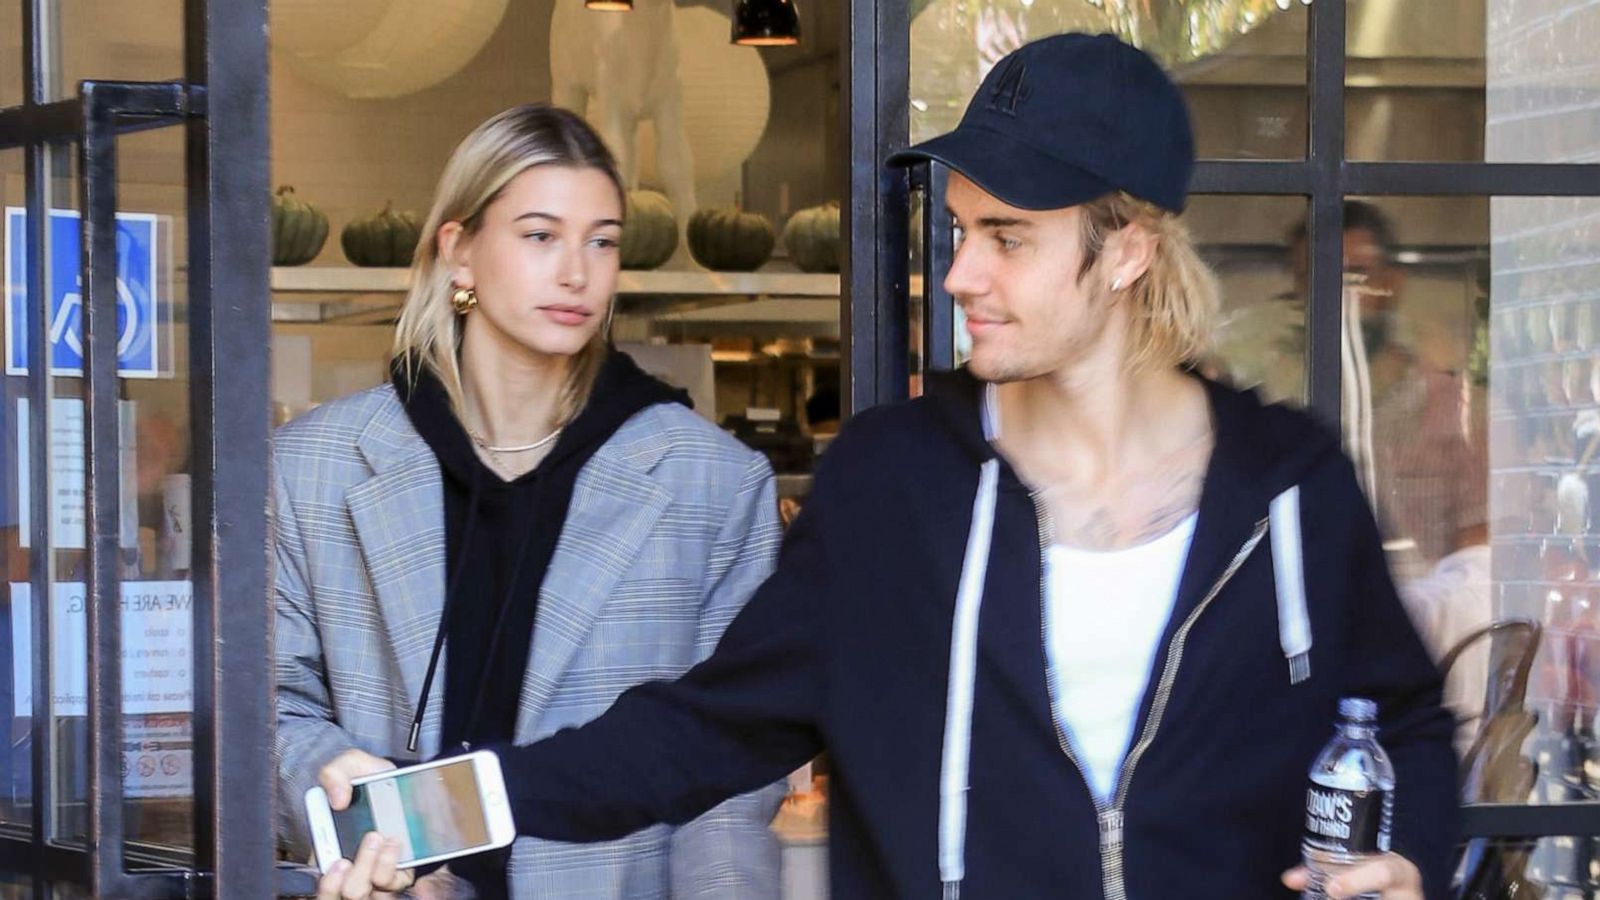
[392,104,625,423]
[1077,192,1218,372]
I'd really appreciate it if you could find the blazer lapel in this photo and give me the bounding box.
[345,394,450,757]
[515,448,671,739]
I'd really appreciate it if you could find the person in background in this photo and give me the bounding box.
[1288,201,1489,572]
[803,385,841,439]
[1289,203,1494,750]
[331,35,1457,900]
[273,103,783,900]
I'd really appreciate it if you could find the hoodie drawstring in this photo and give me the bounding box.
[938,385,1004,898]
[408,462,487,754]
[938,458,999,900]
[1270,485,1313,685]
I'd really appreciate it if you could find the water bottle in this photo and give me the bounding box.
[1301,697,1395,900]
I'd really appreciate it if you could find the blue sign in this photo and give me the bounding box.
[4,207,164,378]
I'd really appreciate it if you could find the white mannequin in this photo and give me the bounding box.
[550,0,698,260]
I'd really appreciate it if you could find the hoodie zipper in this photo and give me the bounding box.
[1033,491,1268,900]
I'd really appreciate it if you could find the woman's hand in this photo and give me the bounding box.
[314,750,415,899]
[1282,853,1423,899]
[316,833,415,900]
[317,748,394,811]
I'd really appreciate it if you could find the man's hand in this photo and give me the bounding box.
[1282,853,1423,899]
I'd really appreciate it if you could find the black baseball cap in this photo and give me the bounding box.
[889,33,1195,213]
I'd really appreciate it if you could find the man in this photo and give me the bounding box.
[1280,202,1489,572]
[323,34,1457,900]
[1304,201,1490,756]
[1216,202,1488,587]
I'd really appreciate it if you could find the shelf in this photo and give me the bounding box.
[617,270,839,297]
[775,474,814,498]
[271,267,842,325]
[270,266,840,297]
[271,266,410,293]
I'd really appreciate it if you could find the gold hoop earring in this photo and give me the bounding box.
[452,286,478,315]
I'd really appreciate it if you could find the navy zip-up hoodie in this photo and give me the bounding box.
[491,369,1459,898]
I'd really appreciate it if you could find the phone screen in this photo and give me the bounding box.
[332,758,491,863]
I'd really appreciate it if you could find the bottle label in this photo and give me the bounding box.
[1303,785,1391,854]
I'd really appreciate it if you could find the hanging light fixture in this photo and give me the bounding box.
[585,0,632,9]
[732,0,800,46]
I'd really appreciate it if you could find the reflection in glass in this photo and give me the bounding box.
[10,128,200,854]
[1314,203,1501,869]
[910,0,1309,157]
[1192,195,1307,406]
[1341,200,1490,579]
[0,0,20,110]
[56,2,184,104]
[1087,0,1304,65]
[113,127,195,856]
[1346,0,1600,165]
[1488,197,1600,890]
[0,150,29,834]
[1487,0,1600,163]
[1344,0,1486,162]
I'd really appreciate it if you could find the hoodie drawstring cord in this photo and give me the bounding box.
[938,458,1000,898]
[1270,485,1313,685]
[408,462,487,754]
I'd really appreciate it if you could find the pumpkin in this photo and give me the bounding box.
[341,201,423,267]
[271,185,329,266]
[782,201,841,273]
[620,190,679,270]
[687,207,775,272]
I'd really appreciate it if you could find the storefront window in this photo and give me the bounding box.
[55,3,184,104]
[1,128,199,859]
[1484,194,1600,890]
[267,1,841,483]
[0,0,18,110]
[1194,194,1310,407]
[265,0,841,886]
[1346,0,1600,165]
[0,147,27,839]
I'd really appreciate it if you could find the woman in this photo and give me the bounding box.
[272,104,784,899]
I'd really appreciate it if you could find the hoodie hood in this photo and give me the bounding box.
[393,348,691,489]
[919,367,1341,508]
[391,347,691,754]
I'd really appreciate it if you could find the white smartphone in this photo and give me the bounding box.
[304,749,516,872]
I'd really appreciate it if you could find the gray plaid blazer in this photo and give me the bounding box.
[272,383,785,898]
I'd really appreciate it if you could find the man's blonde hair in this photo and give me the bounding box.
[1077,192,1218,371]
[392,104,624,423]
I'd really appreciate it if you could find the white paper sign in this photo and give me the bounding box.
[10,580,194,716]
[122,714,192,799]
[15,397,138,550]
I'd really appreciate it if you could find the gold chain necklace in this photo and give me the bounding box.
[465,426,562,477]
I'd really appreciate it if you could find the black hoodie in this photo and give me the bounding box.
[486,369,1459,899]
[395,350,689,895]
[395,350,691,748]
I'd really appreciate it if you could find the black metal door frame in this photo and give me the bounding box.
[0,0,291,895]
[842,0,1600,841]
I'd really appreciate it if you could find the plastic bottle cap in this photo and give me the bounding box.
[1339,697,1378,722]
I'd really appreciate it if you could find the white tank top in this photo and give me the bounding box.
[1043,513,1197,803]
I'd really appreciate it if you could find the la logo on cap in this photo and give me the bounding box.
[985,58,1028,117]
